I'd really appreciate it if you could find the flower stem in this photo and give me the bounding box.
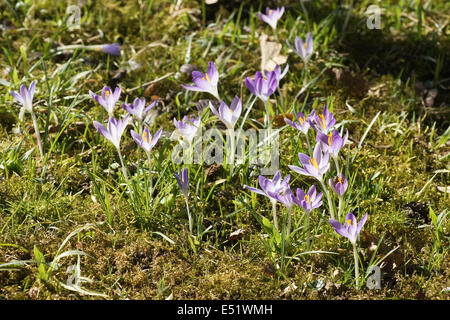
[319,179,336,220]
[286,206,292,238]
[305,210,311,250]
[333,156,341,175]
[271,199,279,231]
[305,133,312,155]
[185,197,193,235]
[338,196,344,220]
[352,241,360,289]
[117,148,133,200]
[147,151,153,201]
[263,100,271,129]
[30,111,44,158]
[228,129,235,177]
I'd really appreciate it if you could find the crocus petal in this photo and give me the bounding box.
[288,165,309,176]
[243,185,266,196]
[130,129,143,148]
[356,213,368,235]
[10,90,24,105]
[93,121,113,142]
[150,127,163,149]
[305,32,314,56]
[329,219,351,239]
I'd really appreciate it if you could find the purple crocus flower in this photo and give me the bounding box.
[89,86,121,117]
[264,64,289,87]
[310,106,336,134]
[209,96,242,129]
[122,98,156,123]
[285,110,310,135]
[293,185,323,213]
[287,32,314,64]
[269,188,296,209]
[174,167,189,198]
[130,127,163,154]
[244,171,290,203]
[10,81,36,113]
[257,7,285,30]
[93,115,129,150]
[182,61,219,100]
[173,114,201,144]
[316,129,348,158]
[329,212,368,244]
[245,71,278,103]
[329,174,348,197]
[289,142,330,181]
[97,43,121,56]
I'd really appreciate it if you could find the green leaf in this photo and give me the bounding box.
[429,207,437,229]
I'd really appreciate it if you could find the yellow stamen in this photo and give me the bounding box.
[202,74,211,82]
[347,219,352,226]
[319,114,326,128]
[328,132,333,146]
[338,177,343,184]
[303,43,307,49]
[304,195,311,204]
[310,158,319,170]
[269,10,273,15]
[143,131,151,144]
[298,117,304,125]
[105,90,110,98]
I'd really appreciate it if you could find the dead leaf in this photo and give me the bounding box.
[259,33,287,72]
[228,228,245,242]
[437,186,450,193]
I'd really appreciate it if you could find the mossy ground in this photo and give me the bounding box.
[0,0,449,299]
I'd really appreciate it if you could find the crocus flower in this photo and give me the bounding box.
[269,187,295,209]
[182,61,219,100]
[329,174,348,197]
[97,43,121,56]
[245,71,278,103]
[285,110,310,135]
[257,7,285,30]
[329,212,368,244]
[174,168,189,198]
[57,43,121,56]
[310,106,336,134]
[264,64,289,87]
[10,81,36,114]
[316,129,348,158]
[89,86,121,117]
[244,171,290,203]
[209,96,242,129]
[289,142,330,182]
[293,185,323,213]
[10,80,44,157]
[123,98,156,123]
[287,32,314,64]
[93,115,129,150]
[130,127,163,154]
[173,114,201,145]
